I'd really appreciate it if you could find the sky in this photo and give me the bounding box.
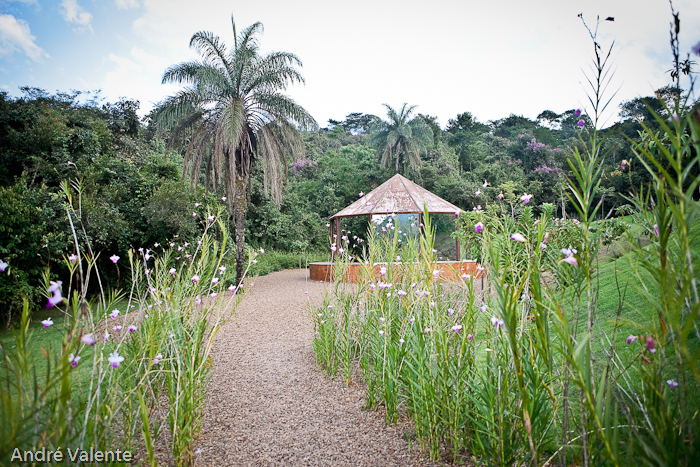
[1,0,699,129]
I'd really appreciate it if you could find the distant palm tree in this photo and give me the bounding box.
[369,103,433,174]
[156,18,317,285]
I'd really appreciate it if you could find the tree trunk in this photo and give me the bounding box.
[234,173,248,287]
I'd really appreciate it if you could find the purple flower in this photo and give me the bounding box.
[467,333,473,341]
[69,353,80,366]
[479,304,487,313]
[212,277,219,285]
[379,330,385,336]
[108,352,125,368]
[0,260,7,272]
[222,197,227,202]
[359,191,364,197]
[563,255,579,266]
[575,109,582,117]
[81,334,95,346]
[110,254,120,264]
[46,281,63,308]
[42,318,53,328]
[627,334,637,344]
[169,267,177,275]
[433,269,440,279]
[461,273,471,280]
[621,159,627,170]
[520,193,533,203]
[128,325,137,332]
[379,317,385,324]
[561,247,577,257]
[451,324,463,333]
[667,379,678,388]
[654,224,659,236]
[511,233,526,242]
[578,120,585,127]
[192,275,200,283]
[228,284,236,292]
[646,336,657,353]
[192,212,197,218]
[482,180,488,189]
[399,338,405,345]
[208,215,215,222]
[110,309,119,318]
[153,353,163,365]
[104,330,110,341]
[69,254,77,263]
[114,325,123,332]
[498,192,504,200]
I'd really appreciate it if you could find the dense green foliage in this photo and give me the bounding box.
[1,82,697,325]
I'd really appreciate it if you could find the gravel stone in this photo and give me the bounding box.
[195,269,449,466]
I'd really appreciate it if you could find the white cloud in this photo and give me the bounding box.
[102,46,177,114]
[114,0,140,10]
[102,0,700,124]
[0,14,49,61]
[60,0,93,32]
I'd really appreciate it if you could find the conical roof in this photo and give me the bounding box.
[330,174,463,219]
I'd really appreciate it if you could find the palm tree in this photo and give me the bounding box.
[368,103,433,175]
[155,18,317,285]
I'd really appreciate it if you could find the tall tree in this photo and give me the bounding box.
[369,103,433,175]
[156,18,317,285]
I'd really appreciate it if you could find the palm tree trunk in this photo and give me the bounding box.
[234,173,248,287]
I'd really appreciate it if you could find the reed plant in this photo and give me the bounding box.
[0,178,252,466]
[311,13,700,465]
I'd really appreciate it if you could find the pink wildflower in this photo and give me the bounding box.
[108,352,124,368]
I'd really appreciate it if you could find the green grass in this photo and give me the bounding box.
[2,249,328,369]
[249,249,329,276]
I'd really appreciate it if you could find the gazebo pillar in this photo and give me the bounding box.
[456,220,461,260]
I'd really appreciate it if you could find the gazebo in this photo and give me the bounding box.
[309,174,482,282]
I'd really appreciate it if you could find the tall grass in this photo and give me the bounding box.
[0,179,252,466]
[311,15,700,465]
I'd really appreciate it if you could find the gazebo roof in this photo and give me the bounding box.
[330,174,464,219]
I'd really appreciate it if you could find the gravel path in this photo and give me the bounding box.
[195,269,444,467]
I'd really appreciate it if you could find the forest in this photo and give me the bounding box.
[0,82,690,323]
